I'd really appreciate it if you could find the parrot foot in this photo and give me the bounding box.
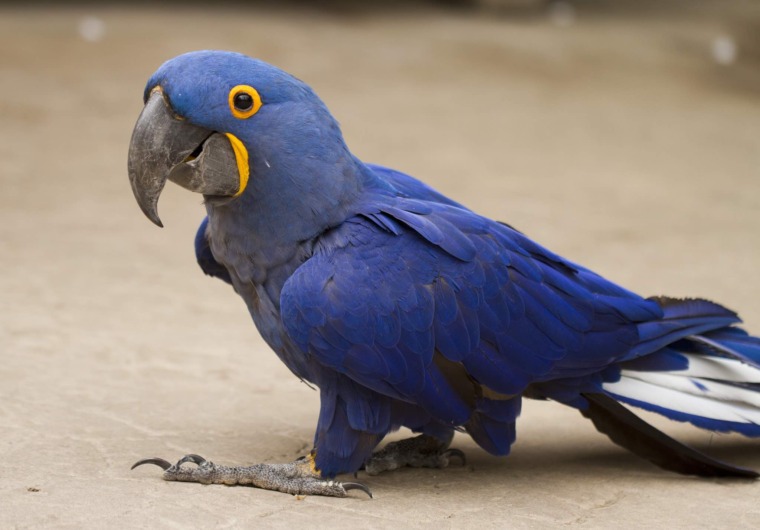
[131,453,372,498]
[364,434,466,476]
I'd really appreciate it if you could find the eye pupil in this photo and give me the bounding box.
[233,93,253,111]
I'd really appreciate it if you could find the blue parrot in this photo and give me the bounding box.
[128,51,760,497]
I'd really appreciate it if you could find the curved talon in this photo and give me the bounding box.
[444,448,466,466]
[177,454,207,466]
[131,457,172,471]
[342,482,373,498]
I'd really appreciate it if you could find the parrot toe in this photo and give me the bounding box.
[131,453,373,498]
[364,434,466,476]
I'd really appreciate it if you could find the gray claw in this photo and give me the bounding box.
[177,454,207,466]
[131,457,172,471]
[444,448,466,465]
[342,482,373,498]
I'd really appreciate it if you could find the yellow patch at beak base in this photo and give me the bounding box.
[225,133,250,197]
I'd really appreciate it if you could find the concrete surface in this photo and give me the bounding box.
[2,2,760,528]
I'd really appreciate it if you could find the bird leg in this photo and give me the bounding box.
[364,433,465,475]
[131,453,372,498]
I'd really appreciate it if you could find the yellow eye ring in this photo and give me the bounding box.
[228,85,262,119]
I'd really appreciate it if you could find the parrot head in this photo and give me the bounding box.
[128,50,357,228]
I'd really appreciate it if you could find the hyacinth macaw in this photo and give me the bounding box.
[128,50,760,498]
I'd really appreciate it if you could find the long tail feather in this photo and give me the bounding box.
[628,297,740,358]
[581,393,758,478]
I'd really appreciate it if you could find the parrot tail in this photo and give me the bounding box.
[580,298,760,478]
[603,327,760,437]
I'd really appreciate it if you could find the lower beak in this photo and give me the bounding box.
[127,88,247,227]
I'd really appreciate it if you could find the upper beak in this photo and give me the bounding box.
[127,88,248,227]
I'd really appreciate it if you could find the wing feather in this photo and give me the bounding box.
[280,199,664,427]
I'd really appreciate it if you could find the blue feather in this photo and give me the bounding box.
[194,217,232,285]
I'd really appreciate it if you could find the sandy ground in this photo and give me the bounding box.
[2,2,760,528]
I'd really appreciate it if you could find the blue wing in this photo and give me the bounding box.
[195,216,233,285]
[281,193,742,455]
[365,163,468,210]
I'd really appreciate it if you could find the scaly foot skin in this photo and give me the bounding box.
[364,434,466,476]
[131,453,372,498]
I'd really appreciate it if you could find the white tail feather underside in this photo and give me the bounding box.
[603,354,760,428]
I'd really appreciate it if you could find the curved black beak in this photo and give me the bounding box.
[127,88,246,227]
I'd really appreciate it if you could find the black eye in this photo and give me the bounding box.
[233,92,253,112]
[228,85,261,119]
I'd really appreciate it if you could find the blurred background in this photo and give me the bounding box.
[2,1,760,527]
